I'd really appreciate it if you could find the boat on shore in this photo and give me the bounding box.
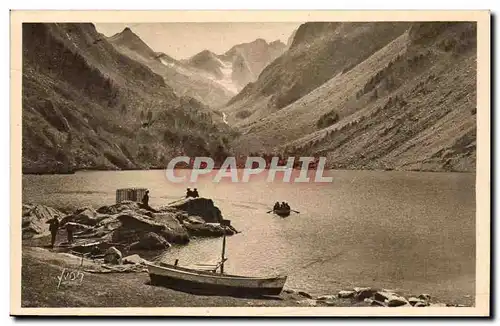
[145,234,287,296]
[145,262,287,296]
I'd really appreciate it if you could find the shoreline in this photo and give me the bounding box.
[21,246,466,308]
[22,167,476,176]
[20,198,474,309]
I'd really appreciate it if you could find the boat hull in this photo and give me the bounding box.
[273,209,291,217]
[146,263,287,297]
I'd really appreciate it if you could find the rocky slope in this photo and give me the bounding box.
[223,22,410,125]
[227,22,477,172]
[107,28,235,108]
[107,28,286,108]
[22,23,232,174]
[182,39,287,96]
[220,38,287,91]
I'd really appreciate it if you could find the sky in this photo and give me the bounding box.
[95,22,302,60]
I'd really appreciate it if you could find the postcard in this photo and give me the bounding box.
[10,9,490,317]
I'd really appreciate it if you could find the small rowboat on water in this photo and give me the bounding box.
[145,234,287,296]
[273,208,291,217]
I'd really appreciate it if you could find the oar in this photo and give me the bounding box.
[291,210,300,214]
[167,197,187,205]
[266,210,273,213]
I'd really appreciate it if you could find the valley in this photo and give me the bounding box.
[21,22,477,174]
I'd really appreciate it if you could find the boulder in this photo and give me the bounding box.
[408,297,428,306]
[77,208,189,248]
[68,240,109,255]
[65,222,93,232]
[183,221,235,237]
[169,198,223,223]
[136,209,154,218]
[151,212,190,244]
[415,301,429,307]
[172,211,189,223]
[61,207,100,226]
[128,232,171,250]
[104,246,122,264]
[298,291,313,299]
[387,295,409,307]
[354,287,376,301]
[22,204,64,239]
[123,254,146,265]
[374,290,394,302]
[97,201,140,215]
[95,215,121,230]
[418,293,431,301]
[338,290,356,298]
[116,212,168,233]
[317,295,337,301]
[186,216,205,225]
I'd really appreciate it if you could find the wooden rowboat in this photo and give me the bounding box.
[273,208,291,217]
[146,234,287,296]
[145,262,287,296]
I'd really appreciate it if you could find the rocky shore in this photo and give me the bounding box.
[21,197,466,309]
[22,197,239,257]
[21,246,463,308]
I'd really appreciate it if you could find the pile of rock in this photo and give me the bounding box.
[335,287,432,307]
[22,204,65,239]
[168,198,223,223]
[286,287,457,307]
[22,198,239,256]
[83,250,149,273]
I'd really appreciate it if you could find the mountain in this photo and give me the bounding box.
[182,38,288,95]
[228,22,477,172]
[107,28,234,108]
[185,50,225,78]
[223,22,411,125]
[286,28,298,47]
[220,38,287,90]
[22,23,233,174]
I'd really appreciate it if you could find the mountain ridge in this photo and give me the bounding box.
[223,22,411,125]
[22,23,233,174]
[228,22,477,172]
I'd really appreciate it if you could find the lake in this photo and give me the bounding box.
[22,169,476,305]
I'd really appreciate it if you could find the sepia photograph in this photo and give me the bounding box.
[10,10,490,317]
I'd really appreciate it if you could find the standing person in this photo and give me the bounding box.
[142,190,150,207]
[140,190,158,212]
[192,188,199,198]
[47,217,60,248]
[66,223,74,244]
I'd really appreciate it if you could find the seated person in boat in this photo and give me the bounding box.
[192,188,200,198]
[273,202,280,210]
[186,188,193,198]
[281,202,290,210]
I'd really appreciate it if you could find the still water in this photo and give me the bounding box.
[22,169,476,305]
